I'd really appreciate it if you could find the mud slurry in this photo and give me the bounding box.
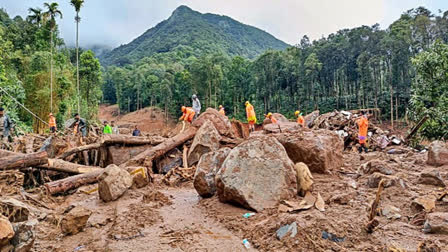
[34,184,253,252]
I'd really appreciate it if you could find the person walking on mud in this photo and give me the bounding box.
[245,101,257,133]
[357,111,369,153]
[192,94,201,120]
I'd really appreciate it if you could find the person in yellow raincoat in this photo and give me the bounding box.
[357,111,369,153]
[265,112,277,124]
[245,101,257,132]
[218,105,225,116]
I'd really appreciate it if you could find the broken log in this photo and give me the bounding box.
[40,159,101,174]
[122,127,197,168]
[0,151,48,170]
[44,169,104,195]
[366,179,385,233]
[58,143,101,160]
[102,134,165,146]
[405,115,429,142]
[0,149,21,158]
[25,136,35,154]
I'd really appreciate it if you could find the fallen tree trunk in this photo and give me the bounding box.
[102,134,165,146]
[405,115,429,142]
[122,127,197,168]
[58,143,101,160]
[0,151,48,170]
[0,149,21,158]
[40,159,101,174]
[44,169,104,195]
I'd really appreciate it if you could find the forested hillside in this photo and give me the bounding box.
[103,7,448,139]
[0,3,102,133]
[100,5,289,66]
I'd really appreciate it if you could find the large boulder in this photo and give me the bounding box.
[188,122,221,166]
[231,120,250,139]
[106,145,151,166]
[194,148,231,198]
[0,216,14,247]
[273,129,343,173]
[427,141,448,167]
[11,219,38,252]
[192,108,234,137]
[263,122,301,133]
[304,110,319,128]
[216,136,296,212]
[98,165,133,202]
[61,206,92,235]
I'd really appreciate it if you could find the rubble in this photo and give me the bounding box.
[423,212,448,234]
[411,196,436,212]
[60,206,92,235]
[427,141,448,167]
[367,173,398,188]
[11,219,38,251]
[0,198,31,222]
[216,136,296,211]
[276,222,298,240]
[418,169,446,187]
[381,205,401,220]
[358,160,395,175]
[155,148,182,174]
[194,148,231,198]
[98,164,133,202]
[274,129,343,173]
[0,215,14,247]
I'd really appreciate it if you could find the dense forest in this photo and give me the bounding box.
[0,1,102,133]
[103,6,447,139]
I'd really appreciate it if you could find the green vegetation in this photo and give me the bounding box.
[100,6,289,66]
[103,7,448,139]
[0,3,102,133]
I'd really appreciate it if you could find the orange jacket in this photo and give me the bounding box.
[246,104,257,123]
[270,117,278,124]
[49,116,57,127]
[219,108,225,116]
[357,116,369,143]
[297,116,305,126]
[180,107,195,122]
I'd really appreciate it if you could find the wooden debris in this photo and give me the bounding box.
[44,169,104,195]
[366,179,384,233]
[0,151,48,170]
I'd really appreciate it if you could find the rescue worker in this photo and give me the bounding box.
[111,121,119,134]
[0,107,12,143]
[218,105,225,116]
[265,112,277,124]
[295,110,305,127]
[192,94,201,120]
[71,113,87,137]
[49,113,57,133]
[103,121,112,134]
[245,101,257,132]
[132,125,141,136]
[357,111,369,153]
[179,106,195,124]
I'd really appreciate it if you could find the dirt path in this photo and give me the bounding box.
[106,187,254,251]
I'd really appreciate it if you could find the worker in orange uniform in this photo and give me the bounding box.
[265,112,277,124]
[245,101,257,132]
[357,111,369,153]
[179,106,195,123]
[218,105,225,116]
[49,113,57,133]
[295,110,305,127]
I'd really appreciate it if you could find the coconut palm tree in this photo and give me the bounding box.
[27,7,44,27]
[43,2,63,113]
[70,0,84,115]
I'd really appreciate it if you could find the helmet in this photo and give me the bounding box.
[295,110,300,116]
[181,106,186,112]
[49,113,53,116]
[245,101,249,106]
[219,105,223,109]
[192,94,197,99]
[266,112,272,118]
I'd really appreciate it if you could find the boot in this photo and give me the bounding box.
[364,147,368,153]
[358,146,363,154]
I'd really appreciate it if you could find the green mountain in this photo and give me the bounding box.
[101,5,290,66]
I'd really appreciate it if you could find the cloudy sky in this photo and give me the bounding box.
[2,0,448,48]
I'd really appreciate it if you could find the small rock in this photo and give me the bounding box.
[367,173,397,188]
[315,193,325,212]
[60,206,92,235]
[411,196,436,213]
[276,222,298,240]
[321,231,345,242]
[358,160,394,175]
[418,170,446,187]
[427,141,448,167]
[98,164,133,202]
[423,212,448,234]
[295,162,313,197]
[381,205,401,220]
[0,216,14,247]
[11,219,38,252]
[329,193,352,205]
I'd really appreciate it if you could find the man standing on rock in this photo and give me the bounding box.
[357,111,369,153]
[245,101,257,132]
[111,121,119,134]
[103,121,112,134]
[265,112,277,124]
[295,110,305,127]
[192,94,201,120]
[49,113,57,133]
[218,105,225,116]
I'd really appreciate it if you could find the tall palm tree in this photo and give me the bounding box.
[70,0,84,115]
[27,7,44,27]
[43,2,63,113]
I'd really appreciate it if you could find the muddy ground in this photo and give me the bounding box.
[23,148,447,252]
